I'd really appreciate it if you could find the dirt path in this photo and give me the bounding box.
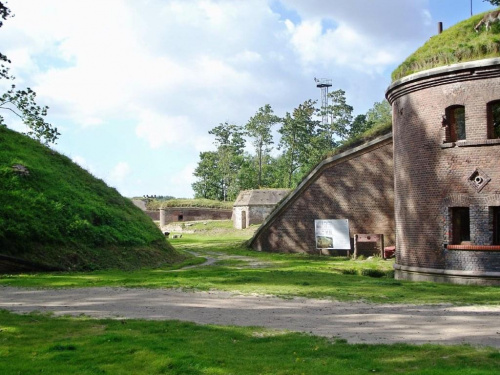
[1,286,499,348]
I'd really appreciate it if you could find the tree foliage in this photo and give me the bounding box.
[0,85,59,145]
[192,91,391,200]
[484,0,500,6]
[278,100,320,188]
[245,104,281,187]
[0,1,59,145]
[318,89,354,146]
[192,122,246,201]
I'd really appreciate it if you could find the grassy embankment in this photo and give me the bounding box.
[1,220,499,306]
[0,127,184,271]
[392,9,500,81]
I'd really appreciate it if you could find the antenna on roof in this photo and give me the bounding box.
[315,78,332,125]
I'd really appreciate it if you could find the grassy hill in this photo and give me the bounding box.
[392,9,500,81]
[0,127,183,271]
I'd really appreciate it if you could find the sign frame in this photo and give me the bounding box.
[314,219,351,250]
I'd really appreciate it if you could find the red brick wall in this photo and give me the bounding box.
[161,207,232,223]
[251,136,395,254]
[387,60,500,273]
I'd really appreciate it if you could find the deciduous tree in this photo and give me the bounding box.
[245,104,281,187]
[278,100,320,188]
[317,89,353,148]
[0,1,59,145]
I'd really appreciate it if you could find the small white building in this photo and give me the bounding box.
[233,189,290,229]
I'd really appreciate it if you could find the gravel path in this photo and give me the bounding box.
[1,286,499,348]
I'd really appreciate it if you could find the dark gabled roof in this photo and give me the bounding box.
[234,189,290,207]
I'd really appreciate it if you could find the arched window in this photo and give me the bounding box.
[487,100,500,139]
[446,105,466,141]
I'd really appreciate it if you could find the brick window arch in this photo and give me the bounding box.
[487,100,500,139]
[446,105,466,141]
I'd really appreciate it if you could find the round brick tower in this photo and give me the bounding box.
[386,58,500,285]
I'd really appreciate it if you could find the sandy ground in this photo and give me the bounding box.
[1,286,499,348]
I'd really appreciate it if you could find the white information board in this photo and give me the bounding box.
[315,219,350,249]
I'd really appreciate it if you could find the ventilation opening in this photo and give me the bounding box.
[178,214,184,221]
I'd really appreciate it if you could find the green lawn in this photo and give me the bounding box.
[0,220,498,305]
[1,310,499,375]
[1,220,499,374]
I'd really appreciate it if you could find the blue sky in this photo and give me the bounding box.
[1,0,497,198]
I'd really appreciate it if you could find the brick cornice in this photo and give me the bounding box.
[386,58,500,104]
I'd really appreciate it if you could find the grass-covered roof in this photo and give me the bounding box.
[392,9,500,81]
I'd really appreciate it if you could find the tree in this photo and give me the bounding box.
[209,122,246,201]
[0,1,59,145]
[366,99,391,127]
[350,114,371,138]
[278,100,320,188]
[192,151,223,200]
[317,89,353,150]
[245,104,281,187]
[484,1,500,6]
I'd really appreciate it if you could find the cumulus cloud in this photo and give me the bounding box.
[135,112,196,149]
[0,0,441,197]
[108,162,131,185]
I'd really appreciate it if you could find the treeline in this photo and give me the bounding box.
[192,90,391,201]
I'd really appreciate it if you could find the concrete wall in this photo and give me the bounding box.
[386,58,500,285]
[250,134,395,254]
[233,205,277,229]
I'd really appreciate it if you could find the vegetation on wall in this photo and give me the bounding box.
[146,198,234,210]
[392,9,500,81]
[0,126,182,271]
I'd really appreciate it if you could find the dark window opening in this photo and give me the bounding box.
[446,105,466,141]
[451,207,470,244]
[487,100,500,139]
[493,207,500,245]
[178,214,183,221]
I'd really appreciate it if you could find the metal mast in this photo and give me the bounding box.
[315,78,332,125]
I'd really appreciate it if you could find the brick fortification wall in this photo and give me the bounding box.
[386,58,500,285]
[160,207,232,224]
[250,134,395,254]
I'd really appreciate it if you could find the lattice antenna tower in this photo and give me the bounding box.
[314,78,332,125]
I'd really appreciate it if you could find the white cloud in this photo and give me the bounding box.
[166,163,198,198]
[1,0,443,197]
[135,112,196,149]
[108,162,131,184]
[72,155,94,173]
